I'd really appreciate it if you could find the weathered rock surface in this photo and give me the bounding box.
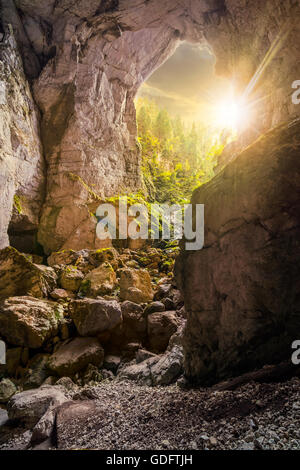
[0,1,299,252]
[121,301,147,342]
[0,296,64,348]
[48,337,104,377]
[0,21,44,251]
[119,268,153,304]
[150,345,183,386]
[83,262,117,296]
[147,311,180,353]
[70,298,122,336]
[0,378,17,403]
[175,119,300,384]
[119,344,183,386]
[7,385,67,427]
[0,247,57,299]
[59,266,84,292]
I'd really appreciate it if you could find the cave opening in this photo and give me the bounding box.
[134,41,248,206]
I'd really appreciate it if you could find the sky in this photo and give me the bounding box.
[137,42,231,126]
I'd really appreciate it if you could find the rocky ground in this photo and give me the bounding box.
[0,244,299,451]
[0,377,300,450]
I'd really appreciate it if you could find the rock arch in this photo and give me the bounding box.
[1,0,299,253]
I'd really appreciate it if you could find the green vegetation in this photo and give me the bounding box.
[13,195,23,214]
[136,97,227,204]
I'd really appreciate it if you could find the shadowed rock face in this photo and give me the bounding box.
[175,119,300,384]
[1,0,299,252]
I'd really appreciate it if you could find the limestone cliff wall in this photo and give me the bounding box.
[175,118,300,384]
[0,24,44,251]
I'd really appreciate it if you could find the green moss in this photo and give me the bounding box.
[68,173,102,202]
[78,279,91,298]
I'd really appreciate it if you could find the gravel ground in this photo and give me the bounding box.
[1,377,300,450]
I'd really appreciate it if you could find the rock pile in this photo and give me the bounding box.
[0,244,185,408]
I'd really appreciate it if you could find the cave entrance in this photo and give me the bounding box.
[135,41,244,205]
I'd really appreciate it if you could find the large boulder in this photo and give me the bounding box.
[118,356,160,386]
[48,337,104,377]
[150,345,183,386]
[0,247,57,299]
[118,345,183,386]
[119,268,153,304]
[175,119,300,384]
[0,297,64,348]
[147,311,179,353]
[48,248,119,273]
[59,266,84,292]
[82,262,117,296]
[7,385,67,427]
[121,301,147,341]
[70,299,122,336]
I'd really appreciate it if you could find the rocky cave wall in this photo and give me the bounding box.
[0,0,299,253]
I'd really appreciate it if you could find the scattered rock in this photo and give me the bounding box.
[118,356,160,386]
[70,298,122,336]
[23,354,50,389]
[7,386,67,427]
[48,337,104,377]
[103,355,121,374]
[136,349,157,364]
[59,267,84,292]
[150,345,183,386]
[119,269,153,304]
[83,262,117,296]
[50,288,73,300]
[147,311,179,353]
[55,377,77,391]
[144,301,165,316]
[154,284,172,301]
[0,297,64,348]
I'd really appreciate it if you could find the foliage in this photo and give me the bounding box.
[136,97,226,204]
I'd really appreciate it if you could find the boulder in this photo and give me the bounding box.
[175,119,300,384]
[7,385,67,427]
[154,284,172,301]
[48,337,104,377]
[0,347,22,376]
[118,346,183,386]
[82,262,117,296]
[103,355,121,374]
[144,301,165,316]
[50,288,73,300]
[147,311,179,353]
[119,268,153,304]
[150,345,183,385]
[136,349,157,364]
[0,378,17,403]
[23,354,50,389]
[59,267,84,292]
[0,297,64,348]
[48,248,119,273]
[70,298,122,336]
[121,301,147,341]
[0,247,57,299]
